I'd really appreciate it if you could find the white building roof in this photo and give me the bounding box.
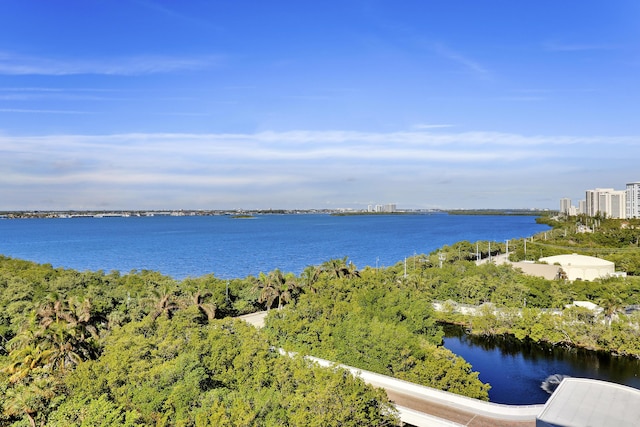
[539,254,614,267]
[537,378,640,427]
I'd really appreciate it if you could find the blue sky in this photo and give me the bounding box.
[1,1,639,210]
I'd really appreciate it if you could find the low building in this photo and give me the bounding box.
[565,300,603,313]
[511,260,562,280]
[539,254,614,281]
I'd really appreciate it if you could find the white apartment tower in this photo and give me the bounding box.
[627,182,640,219]
[586,189,610,217]
[586,188,626,218]
[383,203,397,213]
[608,191,626,219]
[560,198,572,215]
[578,200,586,215]
[369,203,396,213]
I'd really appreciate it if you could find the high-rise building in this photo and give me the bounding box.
[586,188,626,218]
[560,198,572,215]
[383,203,397,213]
[370,203,397,213]
[586,189,608,216]
[609,191,626,219]
[627,182,640,219]
[578,200,586,215]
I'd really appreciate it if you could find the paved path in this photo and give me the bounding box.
[387,390,535,427]
[238,311,268,327]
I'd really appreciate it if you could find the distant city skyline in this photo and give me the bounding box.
[1,2,639,210]
[560,181,640,219]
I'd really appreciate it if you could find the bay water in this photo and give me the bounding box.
[0,213,547,279]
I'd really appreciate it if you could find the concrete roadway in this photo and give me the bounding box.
[238,311,543,427]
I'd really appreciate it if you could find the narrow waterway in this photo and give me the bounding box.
[442,325,640,404]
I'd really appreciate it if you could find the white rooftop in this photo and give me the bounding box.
[539,254,614,267]
[537,378,640,427]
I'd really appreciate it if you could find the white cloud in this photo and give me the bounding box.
[0,52,221,76]
[412,124,454,129]
[0,108,94,114]
[543,42,619,52]
[431,43,489,77]
[0,129,636,210]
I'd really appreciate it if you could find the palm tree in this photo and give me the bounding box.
[5,297,102,376]
[320,257,360,279]
[2,384,40,427]
[38,320,92,373]
[300,265,320,293]
[35,294,68,329]
[150,287,181,320]
[253,271,281,310]
[599,294,623,327]
[1,344,52,383]
[344,260,361,278]
[190,291,217,321]
[253,269,300,310]
[1,296,103,426]
[321,258,345,278]
[63,297,101,342]
[1,372,59,427]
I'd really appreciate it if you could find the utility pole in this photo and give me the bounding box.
[438,252,446,268]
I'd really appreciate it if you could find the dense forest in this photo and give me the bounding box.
[1,214,640,426]
[0,255,482,426]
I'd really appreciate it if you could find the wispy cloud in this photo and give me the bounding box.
[431,43,489,77]
[1,130,632,165]
[132,0,222,31]
[0,52,221,76]
[412,124,454,129]
[496,96,546,102]
[1,130,636,210]
[0,87,122,93]
[0,108,94,114]
[543,42,619,52]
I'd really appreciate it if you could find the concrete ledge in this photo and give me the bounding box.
[396,405,465,427]
[305,355,544,421]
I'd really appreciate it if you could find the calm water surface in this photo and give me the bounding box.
[0,213,548,279]
[443,326,640,404]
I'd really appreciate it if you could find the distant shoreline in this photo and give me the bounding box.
[0,208,552,220]
[444,209,547,216]
[330,211,426,216]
